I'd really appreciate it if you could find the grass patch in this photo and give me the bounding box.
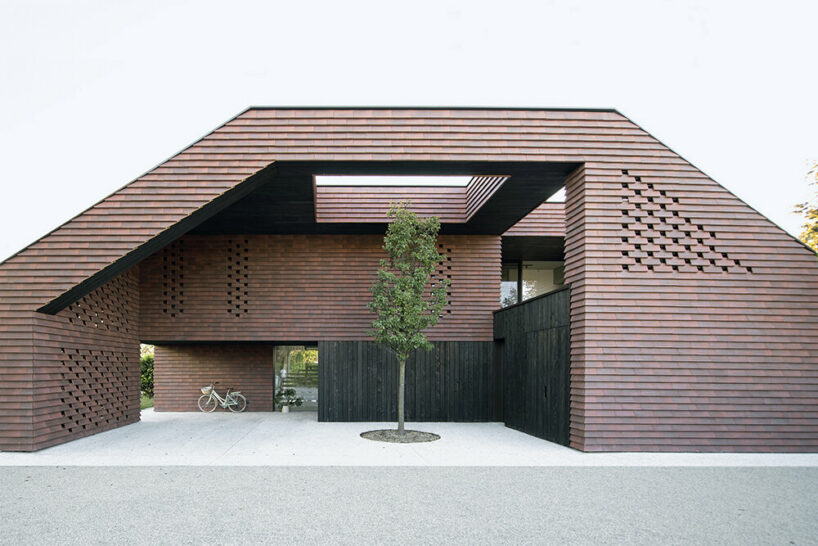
[140,393,154,410]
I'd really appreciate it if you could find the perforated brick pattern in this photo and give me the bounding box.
[28,268,140,451]
[226,238,249,317]
[58,348,132,434]
[161,240,185,317]
[433,243,454,316]
[140,234,499,342]
[618,170,751,274]
[65,274,136,333]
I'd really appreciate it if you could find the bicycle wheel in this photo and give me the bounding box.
[198,394,217,412]
[228,393,247,413]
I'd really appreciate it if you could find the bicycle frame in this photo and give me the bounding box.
[205,385,239,408]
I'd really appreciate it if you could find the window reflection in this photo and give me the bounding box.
[500,261,565,307]
[501,263,519,308]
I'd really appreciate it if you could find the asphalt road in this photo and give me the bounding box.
[0,466,815,545]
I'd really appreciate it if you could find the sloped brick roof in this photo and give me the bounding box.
[0,107,714,313]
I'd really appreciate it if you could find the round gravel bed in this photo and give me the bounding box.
[360,430,441,443]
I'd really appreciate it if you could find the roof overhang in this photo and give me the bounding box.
[39,160,575,313]
[190,161,576,236]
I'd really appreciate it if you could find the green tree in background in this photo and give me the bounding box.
[140,353,154,398]
[794,162,818,252]
[368,202,449,434]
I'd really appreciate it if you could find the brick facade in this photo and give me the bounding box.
[139,234,501,342]
[154,345,275,412]
[566,165,818,452]
[29,269,140,450]
[1,108,816,452]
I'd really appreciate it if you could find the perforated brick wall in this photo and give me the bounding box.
[566,163,818,452]
[29,268,140,450]
[140,234,500,342]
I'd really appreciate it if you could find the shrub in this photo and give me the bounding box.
[274,388,303,407]
[140,354,154,397]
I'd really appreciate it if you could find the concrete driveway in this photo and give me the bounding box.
[2,410,817,545]
[2,409,817,467]
[2,466,817,545]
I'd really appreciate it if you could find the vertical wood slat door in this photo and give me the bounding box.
[494,287,571,446]
[318,341,495,422]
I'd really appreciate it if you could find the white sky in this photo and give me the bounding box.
[1,0,816,261]
[315,176,473,186]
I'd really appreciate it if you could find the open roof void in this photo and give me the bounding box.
[190,161,577,236]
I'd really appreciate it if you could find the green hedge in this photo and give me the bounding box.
[140,354,154,397]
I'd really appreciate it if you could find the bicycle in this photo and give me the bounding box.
[198,382,247,412]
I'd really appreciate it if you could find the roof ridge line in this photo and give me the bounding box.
[245,106,622,113]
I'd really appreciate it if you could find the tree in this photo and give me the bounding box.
[794,162,818,252]
[368,202,449,434]
[140,353,154,397]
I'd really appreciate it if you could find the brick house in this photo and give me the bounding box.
[1,107,816,452]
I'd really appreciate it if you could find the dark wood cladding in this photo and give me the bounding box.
[318,341,495,422]
[494,288,571,446]
[154,345,274,412]
[566,165,818,452]
[504,202,565,237]
[139,234,500,342]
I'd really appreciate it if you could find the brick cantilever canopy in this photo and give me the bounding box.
[1,106,669,315]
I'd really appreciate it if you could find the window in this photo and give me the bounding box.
[274,345,319,411]
[522,261,565,300]
[501,263,519,308]
[500,261,565,307]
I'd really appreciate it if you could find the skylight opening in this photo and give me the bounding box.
[315,176,473,187]
[547,187,566,203]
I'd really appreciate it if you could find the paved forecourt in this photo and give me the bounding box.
[1,409,816,467]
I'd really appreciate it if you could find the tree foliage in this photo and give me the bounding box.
[368,202,449,362]
[368,202,449,433]
[140,354,154,397]
[794,162,818,252]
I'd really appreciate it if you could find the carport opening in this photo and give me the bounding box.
[274,345,318,411]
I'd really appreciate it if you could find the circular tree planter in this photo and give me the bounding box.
[360,430,440,443]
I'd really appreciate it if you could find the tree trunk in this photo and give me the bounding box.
[398,358,406,434]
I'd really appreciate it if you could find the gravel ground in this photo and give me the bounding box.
[1,466,815,545]
[361,429,441,443]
